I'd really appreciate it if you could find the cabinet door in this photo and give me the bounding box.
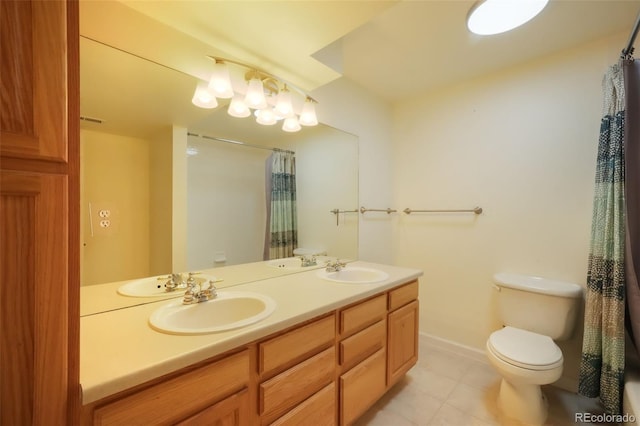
[0,171,69,424]
[340,348,386,426]
[387,300,419,385]
[176,388,249,426]
[1,0,70,162]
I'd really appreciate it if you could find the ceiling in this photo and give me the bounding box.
[112,0,640,102]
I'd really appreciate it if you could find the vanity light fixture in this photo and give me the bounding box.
[191,81,218,109]
[467,0,549,35]
[191,56,319,132]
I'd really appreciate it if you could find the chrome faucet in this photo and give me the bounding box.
[325,259,346,272]
[300,255,317,267]
[183,273,218,304]
[158,273,186,292]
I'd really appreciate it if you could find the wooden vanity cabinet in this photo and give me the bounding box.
[82,280,420,425]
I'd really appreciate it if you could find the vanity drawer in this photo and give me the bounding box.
[340,294,386,337]
[388,280,419,311]
[93,350,249,425]
[175,388,249,426]
[340,348,386,425]
[259,346,335,422]
[259,314,335,376]
[270,382,336,426]
[340,319,386,372]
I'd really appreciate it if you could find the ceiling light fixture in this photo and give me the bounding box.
[467,0,549,36]
[191,56,319,132]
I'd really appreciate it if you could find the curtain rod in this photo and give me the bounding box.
[187,132,294,154]
[622,9,640,59]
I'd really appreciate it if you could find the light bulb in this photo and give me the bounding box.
[275,86,294,118]
[208,61,234,98]
[244,77,268,109]
[282,116,301,132]
[256,108,277,125]
[299,99,318,126]
[228,94,250,118]
[191,81,218,109]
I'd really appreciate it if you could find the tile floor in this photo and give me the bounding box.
[355,336,608,426]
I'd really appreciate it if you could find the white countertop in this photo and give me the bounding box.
[80,260,423,404]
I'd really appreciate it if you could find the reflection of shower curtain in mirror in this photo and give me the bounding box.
[264,151,297,260]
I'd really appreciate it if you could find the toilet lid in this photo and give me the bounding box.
[489,326,563,370]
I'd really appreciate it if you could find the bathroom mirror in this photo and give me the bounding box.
[79,37,359,315]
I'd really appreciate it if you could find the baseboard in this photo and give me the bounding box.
[419,332,489,364]
[419,331,580,392]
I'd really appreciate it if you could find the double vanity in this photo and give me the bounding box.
[80,260,423,425]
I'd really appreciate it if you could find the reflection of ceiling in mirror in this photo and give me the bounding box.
[80,37,355,147]
[188,108,339,149]
[80,37,211,139]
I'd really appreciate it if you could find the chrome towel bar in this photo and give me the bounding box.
[359,206,397,214]
[403,207,483,215]
[330,209,358,215]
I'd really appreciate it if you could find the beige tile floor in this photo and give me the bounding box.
[355,337,607,426]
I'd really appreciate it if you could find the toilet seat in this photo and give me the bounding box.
[488,326,563,371]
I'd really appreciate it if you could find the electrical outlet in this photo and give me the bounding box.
[99,209,111,218]
[99,220,111,228]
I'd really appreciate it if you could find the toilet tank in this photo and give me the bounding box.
[494,273,583,341]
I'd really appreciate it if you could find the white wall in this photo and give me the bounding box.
[391,32,626,388]
[311,78,395,264]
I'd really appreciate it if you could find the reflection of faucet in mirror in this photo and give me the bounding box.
[160,273,186,292]
[299,255,317,267]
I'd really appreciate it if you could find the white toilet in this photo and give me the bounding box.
[486,273,582,425]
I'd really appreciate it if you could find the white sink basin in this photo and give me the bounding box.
[117,275,215,298]
[317,267,389,284]
[149,291,276,335]
[267,256,331,270]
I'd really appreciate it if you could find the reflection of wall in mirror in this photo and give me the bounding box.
[187,136,269,269]
[81,129,152,285]
[296,127,358,260]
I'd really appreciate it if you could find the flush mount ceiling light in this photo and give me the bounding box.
[467,0,549,35]
[191,56,318,133]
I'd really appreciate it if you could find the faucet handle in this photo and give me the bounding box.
[206,280,218,298]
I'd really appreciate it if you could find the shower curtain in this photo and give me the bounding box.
[264,151,297,260]
[578,63,627,415]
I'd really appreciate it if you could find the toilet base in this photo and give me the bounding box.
[497,378,548,425]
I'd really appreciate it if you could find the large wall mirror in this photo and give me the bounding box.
[80,34,359,315]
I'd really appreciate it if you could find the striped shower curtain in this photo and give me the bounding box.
[578,63,626,415]
[266,151,297,260]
